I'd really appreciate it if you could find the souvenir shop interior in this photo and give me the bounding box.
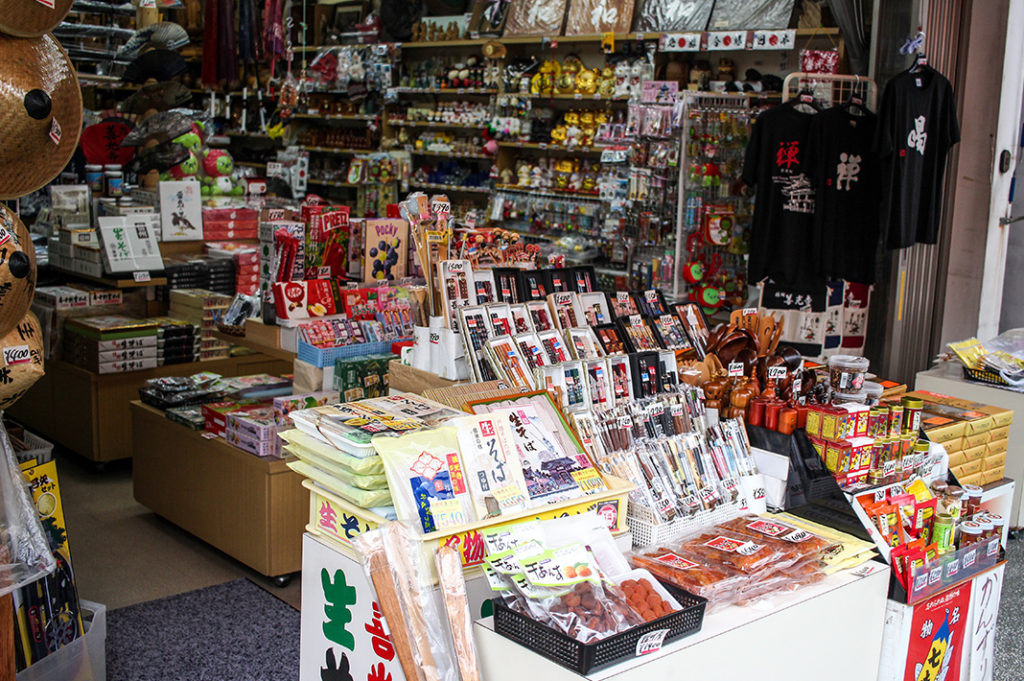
[2,0,1024,680]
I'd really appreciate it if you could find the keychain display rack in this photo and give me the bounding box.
[672,92,752,308]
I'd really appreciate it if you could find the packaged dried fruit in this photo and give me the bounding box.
[627,547,746,605]
[519,542,642,643]
[678,530,790,574]
[713,515,835,562]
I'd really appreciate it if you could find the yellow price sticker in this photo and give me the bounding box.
[431,498,469,530]
[571,468,606,493]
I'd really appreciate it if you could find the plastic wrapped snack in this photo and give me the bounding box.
[628,546,745,605]
[520,542,643,643]
[565,0,635,34]
[678,529,790,574]
[633,0,713,32]
[504,0,568,36]
[707,0,796,30]
[436,545,481,681]
[374,426,478,534]
[713,516,834,563]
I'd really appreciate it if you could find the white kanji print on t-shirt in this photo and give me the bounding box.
[907,116,927,155]
[836,153,862,191]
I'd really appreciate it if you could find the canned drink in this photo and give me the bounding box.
[933,512,955,554]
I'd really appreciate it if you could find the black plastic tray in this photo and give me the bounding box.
[492,583,706,674]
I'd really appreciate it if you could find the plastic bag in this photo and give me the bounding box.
[0,422,55,597]
[627,546,745,605]
[279,428,384,475]
[565,0,635,35]
[374,426,477,533]
[712,515,835,562]
[677,529,793,574]
[518,542,643,643]
[706,0,796,30]
[436,545,481,681]
[633,0,713,32]
[504,0,568,36]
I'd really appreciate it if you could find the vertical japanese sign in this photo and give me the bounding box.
[968,567,1004,681]
[905,582,972,681]
[300,534,406,681]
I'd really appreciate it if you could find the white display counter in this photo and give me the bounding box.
[474,566,891,681]
[916,363,1023,526]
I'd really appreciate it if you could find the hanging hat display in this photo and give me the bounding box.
[0,33,82,200]
[0,310,44,410]
[0,205,37,339]
[0,0,74,37]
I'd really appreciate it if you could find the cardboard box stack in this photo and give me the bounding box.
[158,255,236,301]
[168,289,232,360]
[911,390,1013,486]
[203,206,258,240]
[206,242,259,295]
[334,353,396,402]
[63,315,158,373]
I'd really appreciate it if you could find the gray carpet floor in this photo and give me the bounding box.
[106,579,300,681]
[994,535,1022,681]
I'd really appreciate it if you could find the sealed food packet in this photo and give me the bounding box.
[374,426,477,534]
[678,529,791,574]
[436,545,481,681]
[519,542,643,643]
[627,547,745,606]
[454,412,530,517]
[713,516,835,561]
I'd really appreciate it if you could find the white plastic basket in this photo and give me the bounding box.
[16,599,106,681]
[627,500,744,548]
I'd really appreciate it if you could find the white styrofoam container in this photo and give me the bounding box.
[16,600,106,681]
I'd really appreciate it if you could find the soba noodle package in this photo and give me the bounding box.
[375,426,478,533]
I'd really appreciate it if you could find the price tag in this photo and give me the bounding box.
[635,629,668,657]
[767,366,787,380]
[742,307,758,316]
[629,314,643,326]
[201,432,219,440]
[728,361,743,377]
[430,498,468,530]
[133,271,151,283]
[0,226,11,246]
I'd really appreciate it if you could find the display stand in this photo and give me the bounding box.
[7,354,291,463]
[474,567,890,681]
[130,401,306,580]
[876,564,1005,681]
[915,364,1024,526]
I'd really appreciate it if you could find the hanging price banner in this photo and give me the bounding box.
[707,31,748,51]
[659,33,702,52]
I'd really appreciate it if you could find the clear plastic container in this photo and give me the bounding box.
[832,390,867,405]
[861,381,883,405]
[828,355,869,392]
[16,599,105,681]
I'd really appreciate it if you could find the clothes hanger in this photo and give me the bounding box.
[843,75,870,116]
[792,86,823,114]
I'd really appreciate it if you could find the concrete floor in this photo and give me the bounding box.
[55,450,301,611]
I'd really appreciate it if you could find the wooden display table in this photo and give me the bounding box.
[8,354,291,464]
[130,401,306,581]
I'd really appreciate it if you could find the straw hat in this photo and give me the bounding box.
[0,33,82,200]
[0,204,36,339]
[0,0,74,37]
[0,310,45,410]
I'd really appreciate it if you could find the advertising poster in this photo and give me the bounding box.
[905,582,973,681]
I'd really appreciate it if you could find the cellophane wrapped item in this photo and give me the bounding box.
[0,422,55,597]
[436,545,481,681]
[633,0,713,32]
[707,0,796,30]
[565,0,635,35]
[503,0,568,36]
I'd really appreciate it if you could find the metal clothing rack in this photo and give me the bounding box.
[782,72,879,110]
[672,91,750,301]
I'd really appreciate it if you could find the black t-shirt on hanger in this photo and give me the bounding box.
[742,100,822,291]
[875,65,960,249]
[805,106,880,284]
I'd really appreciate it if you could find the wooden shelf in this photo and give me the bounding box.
[387,119,487,130]
[308,178,362,189]
[51,265,168,289]
[212,321,295,362]
[497,141,608,154]
[523,93,629,102]
[394,87,497,95]
[410,182,491,194]
[237,160,268,169]
[298,145,377,155]
[291,112,379,121]
[494,184,602,200]
[410,149,493,160]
